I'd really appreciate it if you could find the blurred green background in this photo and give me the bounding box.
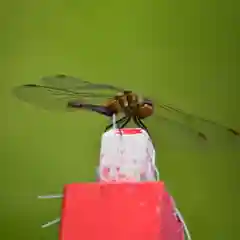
[1,0,239,239]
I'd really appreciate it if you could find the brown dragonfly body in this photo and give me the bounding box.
[105,92,153,119]
[13,74,239,143]
[68,91,154,132]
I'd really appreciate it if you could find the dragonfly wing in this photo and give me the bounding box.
[13,84,83,111]
[40,74,125,93]
[14,74,133,111]
[13,81,124,111]
[151,102,240,148]
[147,112,206,150]
[40,74,91,90]
[163,104,239,138]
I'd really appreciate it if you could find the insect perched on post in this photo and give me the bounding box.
[68,90,154,132]
[12,74,155,133]
[13,74,240,144]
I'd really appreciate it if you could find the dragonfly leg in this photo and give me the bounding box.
[135,116,154,140]
[105,116,128,132]
[120,117,131,128]
[134,116,149,133]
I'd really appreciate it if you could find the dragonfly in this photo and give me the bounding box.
[13,74,240,145]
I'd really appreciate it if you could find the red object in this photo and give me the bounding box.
[115,128,142,135]
[59,182,184,240]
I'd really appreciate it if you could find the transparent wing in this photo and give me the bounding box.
[13,74,125,111]
[40,74,125,93]
[13,84,117,111]
[13,84,80,111]
[146,112,206,150]
[149,101,240,148]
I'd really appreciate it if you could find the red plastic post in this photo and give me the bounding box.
[59,182,184,240]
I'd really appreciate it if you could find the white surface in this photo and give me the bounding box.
[98,128,159,182]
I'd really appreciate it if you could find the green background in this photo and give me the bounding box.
[1,0,239,239]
